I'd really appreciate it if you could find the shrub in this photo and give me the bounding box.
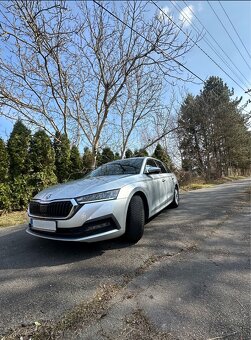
[0,183,11,212]
[29,171,57,196]
[9,175,34,211]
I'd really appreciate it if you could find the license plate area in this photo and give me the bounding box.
[31,219,56,232]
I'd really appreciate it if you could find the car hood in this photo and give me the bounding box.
[33,174,139,201]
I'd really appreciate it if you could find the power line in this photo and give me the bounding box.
[92,0,251,112]
[181,0,250,87]
[172,0,250,89]
[93,0,205,83]
[207,1,251,71]
[151,1,251,109]
[152,1,250,95]
[219,1,251,60]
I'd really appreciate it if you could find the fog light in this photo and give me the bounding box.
[84,220,111,232]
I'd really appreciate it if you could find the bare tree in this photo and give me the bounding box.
[0,1,196,167]
[0,0,77,138]
[139,89,178,151]
[66,1,195,166]
[112,67,163,158]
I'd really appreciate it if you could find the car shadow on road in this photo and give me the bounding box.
[0,227,135,270]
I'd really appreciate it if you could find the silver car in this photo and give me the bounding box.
[27,157,179,243]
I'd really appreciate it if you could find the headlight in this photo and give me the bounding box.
[76,189,120,204]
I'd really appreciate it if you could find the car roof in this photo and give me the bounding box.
[123,157,160,161]
[105,157,162,164]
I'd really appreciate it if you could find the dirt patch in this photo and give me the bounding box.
[119,309,176,340]
[2,283,120,340]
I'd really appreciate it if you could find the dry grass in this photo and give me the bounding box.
[0,210,28,228]
[180,175,248,191]
[182,183,215,190]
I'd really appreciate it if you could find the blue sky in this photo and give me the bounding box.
[168,1,251,101]
[0,0,250,140]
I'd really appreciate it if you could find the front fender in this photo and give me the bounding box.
[118,183,150,220]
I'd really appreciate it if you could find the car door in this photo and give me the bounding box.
[155,160,174,204]
[144,159,166,213]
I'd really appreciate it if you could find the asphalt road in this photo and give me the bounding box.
[0,179,250,339]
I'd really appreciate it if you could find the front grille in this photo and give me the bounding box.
[29,200,73,218]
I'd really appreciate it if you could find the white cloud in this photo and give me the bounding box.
[179,5,194,27]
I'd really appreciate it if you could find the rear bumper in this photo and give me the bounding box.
[26,198,128,242]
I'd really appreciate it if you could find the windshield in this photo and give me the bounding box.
[88,158,143,177]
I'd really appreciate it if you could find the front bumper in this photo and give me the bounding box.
[26,198,128,242]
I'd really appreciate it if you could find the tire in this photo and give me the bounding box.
[169,186,179,208]
[125,195,145,243]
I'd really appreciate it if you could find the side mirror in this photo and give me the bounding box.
[145,165,161,175]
